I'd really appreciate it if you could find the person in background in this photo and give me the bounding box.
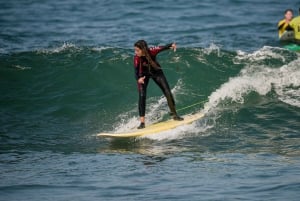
[278,9,293,38]
[288,8,300,43]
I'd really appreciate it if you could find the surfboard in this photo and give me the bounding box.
[97,112,204,138]
[280,31,294,42]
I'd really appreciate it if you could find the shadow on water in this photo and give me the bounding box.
[97,137,192,162]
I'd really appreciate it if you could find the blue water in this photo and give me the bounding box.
[1,0,300,200]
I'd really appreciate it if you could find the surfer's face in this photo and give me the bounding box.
[134,46,144,57]
[285,11,293,21]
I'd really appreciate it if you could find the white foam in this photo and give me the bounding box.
[203,43,222,56]
[37,42,77,54]
[273,61,300,107]
[204,50,300,112]
[91,46,112,52]
[141,123,196,141]
[195,43,224,66]
[234,46,287,64]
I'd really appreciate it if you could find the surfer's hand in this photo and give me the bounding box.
[138,76,145,84]
[171,43,176,52]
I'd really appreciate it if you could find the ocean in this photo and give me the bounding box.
[0,0,300,200]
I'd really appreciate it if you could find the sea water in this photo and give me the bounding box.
[0,0,299,200]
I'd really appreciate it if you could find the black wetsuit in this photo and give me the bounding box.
[133,44,177,117]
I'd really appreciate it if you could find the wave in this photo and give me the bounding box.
[1,44,299,141]
[204,46,300,113]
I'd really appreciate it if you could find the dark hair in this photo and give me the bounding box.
[134,40,159,69]
[285,9,293,14]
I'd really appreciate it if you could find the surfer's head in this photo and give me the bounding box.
[134,40,148,57]
[284,9,293,21]
[134,40,159,68]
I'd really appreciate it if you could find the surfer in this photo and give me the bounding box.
[134,40,183,129]
[277,9,293,38]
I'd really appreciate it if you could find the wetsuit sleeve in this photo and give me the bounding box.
[134,55,141,80]
[149,43,173,56]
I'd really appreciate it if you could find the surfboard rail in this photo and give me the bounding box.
[97,112,204,138]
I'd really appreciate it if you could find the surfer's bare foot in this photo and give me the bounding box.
[173,115,184,121]
[137,122,145,129]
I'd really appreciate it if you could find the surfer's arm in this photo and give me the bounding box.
[150,43,175,55]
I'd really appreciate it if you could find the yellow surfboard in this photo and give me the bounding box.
[97,112,204,138]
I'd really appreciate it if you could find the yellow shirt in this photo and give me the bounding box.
[289,16,300,40]
[278,19,289,38]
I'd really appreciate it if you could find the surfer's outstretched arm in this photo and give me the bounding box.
[150,43,177,55]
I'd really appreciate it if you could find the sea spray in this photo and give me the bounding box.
[204,47,300,114]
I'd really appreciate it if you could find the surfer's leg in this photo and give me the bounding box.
[153,72,183,121]
[138,77,149,128]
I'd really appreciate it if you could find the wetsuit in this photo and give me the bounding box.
[133,44,177,117]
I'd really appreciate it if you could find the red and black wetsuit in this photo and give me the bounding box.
[133,44,178,117]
